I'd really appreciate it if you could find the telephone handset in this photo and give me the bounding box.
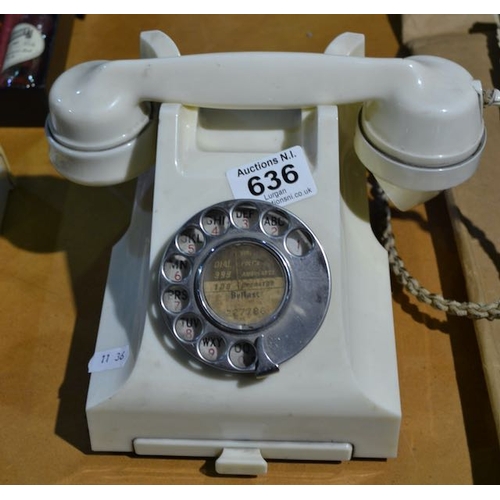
[46,32,485,209]
[46,31,486,474]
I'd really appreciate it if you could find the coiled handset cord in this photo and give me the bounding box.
[370,179,500,320]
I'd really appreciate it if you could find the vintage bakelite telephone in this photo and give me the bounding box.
[45,31,485,475]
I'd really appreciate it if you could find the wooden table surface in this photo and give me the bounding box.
[1,14,499,485]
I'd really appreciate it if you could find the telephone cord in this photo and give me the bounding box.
[371,180,500,320]
[483,88,500,107]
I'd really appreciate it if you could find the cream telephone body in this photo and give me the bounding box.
[46,31,486,475]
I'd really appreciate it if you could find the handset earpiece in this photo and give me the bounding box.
[354,56,485,210]
[46,38,485,208]
[45,30,179,186]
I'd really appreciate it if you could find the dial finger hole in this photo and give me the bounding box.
[174,313,203,342]
[177,227,205,255]
[285,228,314,256]
[232,202,259,230]
[163,254,191,282]
[162,286,190,313]
[262,209,289,236]
[198,334,227,362]
[201,208,230,236]
[229,341,257,369]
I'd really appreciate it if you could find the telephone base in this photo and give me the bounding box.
[85,103,400,475]
[83,32,400,475]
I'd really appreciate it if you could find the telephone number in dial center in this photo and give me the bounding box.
[203,277,286,325]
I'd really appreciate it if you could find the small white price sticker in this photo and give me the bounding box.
[226,146,317,207]
[88,345,130,373]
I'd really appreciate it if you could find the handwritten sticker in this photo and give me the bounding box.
[88,345,130,373]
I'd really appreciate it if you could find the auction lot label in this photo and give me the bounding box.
[226,146,317,207]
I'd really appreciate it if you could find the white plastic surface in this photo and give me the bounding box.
[45,119,157,186]
[45,31,180,187]
[354,122,486,210]
[85,103,401,466]
[46,31,485,208]
[80,33,402,477]
[47,52,483,156]
[215,448,267,476]
[133,438,354,475]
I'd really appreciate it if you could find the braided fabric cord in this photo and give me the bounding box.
[371,181,500,320]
